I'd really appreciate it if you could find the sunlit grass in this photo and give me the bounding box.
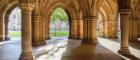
[9,31,21,37]
[50,30,69,37]
[9,30,69,38]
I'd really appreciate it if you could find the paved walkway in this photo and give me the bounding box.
[0,37,140,60]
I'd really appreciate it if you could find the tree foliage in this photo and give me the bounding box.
[51,8,68,22]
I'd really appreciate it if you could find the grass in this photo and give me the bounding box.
[8,30,69,37]
[9,31,21,37]
[50,30,69,37]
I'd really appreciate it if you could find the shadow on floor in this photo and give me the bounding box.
[61,40,125,60]
[99,37,140,60]
[129,40,140,50]
[119,54,140,60]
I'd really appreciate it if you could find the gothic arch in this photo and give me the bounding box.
[0,0,18,40]
[98,0,118,38]
[1,0,18,17]
[44,0,80,39]
[135,1,140,19]
[45,1,79,20]
[99,0,118,21]
[46,4,72,21]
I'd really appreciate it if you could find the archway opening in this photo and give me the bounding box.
[49,8,69,39]
[8,7,21,40]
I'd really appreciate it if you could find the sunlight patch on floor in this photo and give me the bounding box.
[98,38,140,60]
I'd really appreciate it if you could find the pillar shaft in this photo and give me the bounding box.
[104,21,110,37]
[0,16,4,41]
[69,19,78,39]
[77,19,80,39]
[19,4,34,60]
[45,20,50,40]
[82,16,97,44]
[5,15,10,40]
[104,20,118,38]
[111,21,118,38]
[129,20,138,41]
[32,15,46,46]
[42,19,46,40]
[79,19,83,39]
[118,9,130,55]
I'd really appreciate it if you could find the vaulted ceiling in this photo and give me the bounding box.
[0,0,139,19]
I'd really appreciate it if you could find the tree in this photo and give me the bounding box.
[51,8,68,22]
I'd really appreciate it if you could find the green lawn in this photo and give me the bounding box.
[50,30,69,37]
[9,30,69,37]
[9,31,21,37]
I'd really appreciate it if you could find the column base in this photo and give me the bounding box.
[32,40,46,47]
[75,36,82,40]
[104,36,118,39]
[5,36,10,41]
[76,38,81,40]
[82,39,98,44]
[68,36,73,39]
[118,47,131,55]
[68,35,79,39]
[19,52,34,60]
[45,37,51,40]
[98,35,105,38]
[0,37,4,41]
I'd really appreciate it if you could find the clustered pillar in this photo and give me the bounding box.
[19,4,34,60]
[82,16,97,44]
[129,19,138,41]
[78,19,83,40]
[104,20,118,38]
[69,19,78,39]
[45,19,50,40]
[32,15,46,47]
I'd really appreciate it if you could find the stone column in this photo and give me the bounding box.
[69,19,78,39]
[104,20,110,38]
[19,4,34,60]
[79,19,83,40]
[45,20,50,40]
[32,15,46,46]
[42,18,46,41]
[73,19,78,39]
[129,20,138,41]
[118,9,130,55]
[111,20,118,38]
[5,15,10,40]
[77,19,83,40]
[138,22,140,37]
[68,20,72,39]
[104,20,118,38]
[0,16,4,41]
[77,19,80,39]
[82,16,97,44]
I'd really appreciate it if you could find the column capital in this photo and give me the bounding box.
[83,16,96,19]
[32,15,43,21]
[19,3,34,12]
[32,15,42,18]
[74,19,82,20]
[119,9,130,14]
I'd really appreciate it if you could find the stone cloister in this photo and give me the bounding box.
[0,0,140,60]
